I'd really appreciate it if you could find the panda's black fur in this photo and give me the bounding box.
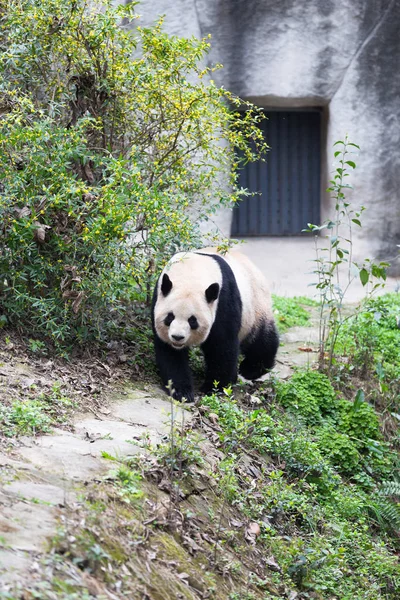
[152,251,279,402]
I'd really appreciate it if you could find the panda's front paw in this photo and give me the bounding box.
[169,385,194,403]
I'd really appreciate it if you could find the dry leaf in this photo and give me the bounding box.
[230,518,244,528]
[209,412,219,424]
[33,222,48,244]
[247,522,261,536]
[72,291,84,314]
[15,206,31,219]
[83,162,95,183]
[266,555,281,572]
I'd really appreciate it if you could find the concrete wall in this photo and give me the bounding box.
[134,0,400,273]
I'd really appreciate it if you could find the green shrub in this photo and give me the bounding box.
[336,294,400,382]
[276,370,337,425]
[0,0,266,348]
[339,393,381,444]
[0,399,53,436]
[201,387,400,598]
[316,426,360,474]
[275,430,339,490]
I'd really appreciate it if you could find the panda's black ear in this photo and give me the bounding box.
[161,273,173,296]
[205,282,220,303]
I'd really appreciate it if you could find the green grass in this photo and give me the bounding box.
[272,295,317,333]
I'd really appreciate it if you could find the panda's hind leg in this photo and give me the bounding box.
[239,321,279,380]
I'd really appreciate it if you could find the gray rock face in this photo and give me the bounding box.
[137,0,400,273]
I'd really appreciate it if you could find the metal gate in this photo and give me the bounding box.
[231,110,321,236]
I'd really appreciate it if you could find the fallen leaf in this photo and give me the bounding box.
[33,222,50,244]
[266,555,281,572]
[230,518,244,528]
[247,522,261,537]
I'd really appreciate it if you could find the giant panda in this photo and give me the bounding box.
[152,248,279,402]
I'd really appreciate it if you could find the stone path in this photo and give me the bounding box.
[0,322,319,593]
[275,325,320,378]
[0,388,188,592]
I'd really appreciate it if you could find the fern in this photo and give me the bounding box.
[378,480,400,499]
[367,480,400,535]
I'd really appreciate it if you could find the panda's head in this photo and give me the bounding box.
[154,262,220,350]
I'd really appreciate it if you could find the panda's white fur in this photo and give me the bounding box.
[152,247,279,401]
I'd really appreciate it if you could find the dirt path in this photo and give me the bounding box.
[0,322,319,594]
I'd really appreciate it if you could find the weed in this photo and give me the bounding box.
[275,370,337,425]
[336,293,400,414]
[110,463,144,503]
[28,339,48,355]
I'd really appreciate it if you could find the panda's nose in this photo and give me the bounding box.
[172,335,184,341]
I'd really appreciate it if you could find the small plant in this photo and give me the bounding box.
[335,293,400,417]
[275,370,337,425]
[304,137,388,373]
[111,463,144,502]
[28,338,48,355]
[316,425,360,474]
[157,395,204,475]
[0,398,53,436]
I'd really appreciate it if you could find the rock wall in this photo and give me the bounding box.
[135,0,400,273]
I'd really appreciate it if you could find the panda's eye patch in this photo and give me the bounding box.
[188,316,199,330]
[164,312,175,326]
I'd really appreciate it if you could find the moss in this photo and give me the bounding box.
[155,531,218,592]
